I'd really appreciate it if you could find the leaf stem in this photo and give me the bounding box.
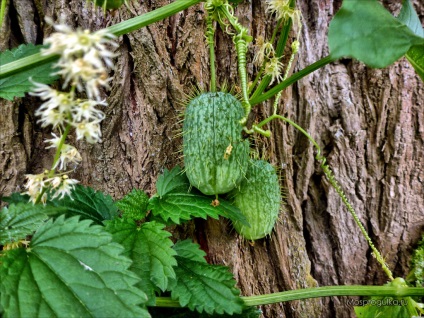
[249,55,335,106]
[0,0,202,79]
[154,285,424,308]
[0,0,7,31]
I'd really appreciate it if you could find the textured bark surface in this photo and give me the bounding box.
[1,0,423,317]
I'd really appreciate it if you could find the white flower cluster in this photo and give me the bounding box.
[25,19,117,204]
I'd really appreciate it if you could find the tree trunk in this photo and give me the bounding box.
[1,0,423,317]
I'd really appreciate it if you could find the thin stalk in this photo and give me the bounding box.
[206,13,216,92]
[154,285,424,308]
[250,55,335,106]
[0,0,7,31]
[0,0,202,79]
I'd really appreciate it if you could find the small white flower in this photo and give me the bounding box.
[44,133,62,149]
[72,99,106,122]
[24,172,47,203]
[50,175,79,200]
[253,37,275,66]
[58,144,82,170]
[73,120,102,143]
[265,0,301,31]
[265,57,284,84]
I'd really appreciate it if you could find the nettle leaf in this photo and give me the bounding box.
[156,166,191,198]
[172,239,207,263]
[0,44,59,100]
[0,203,63,245]
[0,215,150,317]
[149,192,249,226]
[116,189,150,220]
[1,192,30,204]
[328,0,424,68]
[48,184,118,224]
[105,219,177,306]
[169,240,244,315]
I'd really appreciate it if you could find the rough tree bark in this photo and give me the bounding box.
[0,0,423,317]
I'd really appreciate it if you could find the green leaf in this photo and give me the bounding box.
[168,255,244,315]
[116,188,150,220]
[48,184,118,224]
[397,0,424,38]
[0,215,150,317]
[173,240,207,263]
[408,235,424,286]
[406,45,424,81]
[0,203,63,245]
[0,44,59,100]
[149,192,249,226]
[156,167,191,198]
[328,0,424,68]
[1,192,30,204]
[105,219,177,305]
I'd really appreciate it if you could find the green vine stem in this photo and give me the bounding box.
[0,0,202,79]
[154,285,424,308]
[206,11,217,92]
[250,55,335,106]
[0,0,7,31]
[257,114,394,280]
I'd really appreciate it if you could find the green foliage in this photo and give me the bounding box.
[397,0,424,81]
[1,192,30,204]
[408,235,424,286]
[0,44,58,100]
[48,184,118,224]
[149,168,249,226]
[0,215,150,317]
[104,218,177,305]
[116,188,150,220]
[169,240,245,315]
[91,0,125,10]
[0,203,63,245]
[328,0,424,68]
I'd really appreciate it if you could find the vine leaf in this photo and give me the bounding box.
[156,167,191,198]
[0,44,59,100]
[104,218,177,306]
[116,188,150,220]
[328,0,424,68]
[168,240,244,315]
[397,0,424,81]
[48,184,118,224]
[149,192,249,226]
[0,203,63,245]
[0,215,150,317]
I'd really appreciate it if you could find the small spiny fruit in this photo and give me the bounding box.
[183,92,249,196]
[230,159,281,240]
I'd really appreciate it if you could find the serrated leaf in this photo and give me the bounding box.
[173,240,207,263]
[409,235,424,286]
[169,256,244,315]
[1,192,30,204]
[116,189,150,220]
[48,184,118,224]
[328,0,424,68]
[397,0,424,38]
[105,219,177,305]
[0,215,150,317]
[0,44,59,100]
[149,192,249,226]
[156,167,190,198]
[0,203,64,245]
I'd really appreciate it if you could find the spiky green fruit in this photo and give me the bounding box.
[183,92,249,196]
[230,159,281,240]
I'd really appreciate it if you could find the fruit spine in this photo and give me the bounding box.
[183,92,249,196]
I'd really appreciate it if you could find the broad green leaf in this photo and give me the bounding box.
[48,184,118,223]
[156,167,190,198]
[397,0,424,38]
[0,215,150,317]
[406,45,424,81]
[0,203,63,245]
[105,219,177,305]
[116,188,150,220]
[0,44,59,100]
[328,0,424,68]
[173,239,207,263]
[168,255,244,315]
[408,235,424,286]
[148,306,261,318]
[1,192,30,204]
[149,192,249,226]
